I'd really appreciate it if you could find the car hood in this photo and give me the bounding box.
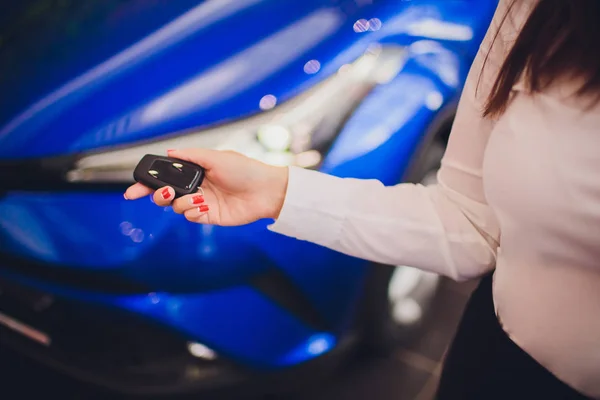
[0,0,364,158]
[0,0,495,159]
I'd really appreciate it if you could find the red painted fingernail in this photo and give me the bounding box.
[167,149,175,153]
[191,195,204,205]
[161,188,171,200]
[198,205,209,213]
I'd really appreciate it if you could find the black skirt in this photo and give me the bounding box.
[435,273,591,400]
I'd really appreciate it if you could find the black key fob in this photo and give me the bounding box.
[133,154,205,198]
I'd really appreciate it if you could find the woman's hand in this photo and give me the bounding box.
[124,149,289,226]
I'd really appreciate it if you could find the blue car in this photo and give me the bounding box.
[0,0,496,396]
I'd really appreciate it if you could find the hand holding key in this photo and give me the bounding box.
[124,149,289,226]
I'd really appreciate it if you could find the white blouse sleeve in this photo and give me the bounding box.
[268,1,517,281]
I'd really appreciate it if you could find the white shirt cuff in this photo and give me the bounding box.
[267,166,354,247]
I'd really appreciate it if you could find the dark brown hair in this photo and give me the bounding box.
[484,0,600,117]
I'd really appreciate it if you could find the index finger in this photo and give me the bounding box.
[124,182,154,200]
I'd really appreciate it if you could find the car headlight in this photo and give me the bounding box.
[67,45,407,184]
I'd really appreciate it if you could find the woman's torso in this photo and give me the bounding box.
[483,84,600,398]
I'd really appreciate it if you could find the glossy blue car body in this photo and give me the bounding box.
[0,0,496,393]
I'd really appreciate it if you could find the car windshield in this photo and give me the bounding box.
[0,0,200,130]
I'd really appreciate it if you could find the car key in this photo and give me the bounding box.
[133,154,205,198]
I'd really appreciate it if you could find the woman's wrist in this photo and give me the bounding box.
[265,165,289,220]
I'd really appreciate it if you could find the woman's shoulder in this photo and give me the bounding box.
[470,1,536,105]
[488,0,536,53]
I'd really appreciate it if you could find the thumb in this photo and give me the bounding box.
[167,148,218,170]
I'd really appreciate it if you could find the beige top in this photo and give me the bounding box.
[269,1,600,397]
